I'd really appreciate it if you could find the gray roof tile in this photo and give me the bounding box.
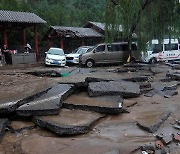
[51,26,103,38]
[0,10,46,24]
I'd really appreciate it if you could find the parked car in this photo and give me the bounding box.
[66,46,93,64]
[79,42,138,67]
[141,39,180,64]
[45,47,66,66]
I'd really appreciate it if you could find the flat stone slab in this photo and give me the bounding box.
[16,84,75,116]
[88,81,140,98]
[63,92,123,114]
[137,111,171,133]
[33,109,105,135]
[0,119,9,139]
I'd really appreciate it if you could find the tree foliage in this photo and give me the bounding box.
[105,0,180,50]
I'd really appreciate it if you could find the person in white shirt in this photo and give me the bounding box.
[25,43,32,53]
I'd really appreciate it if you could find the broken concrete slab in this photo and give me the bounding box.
[33,109,105,135]
[0,101,18,114]
[0,119,9,139]
[172,65,180,70]
[161,135,173,144]
[123,63,148,68]
[0,87,53,115]
[163,90,178,98]
[63,92,123,114]
[144,82,178,98]
[173,125,180,130]
[85,76,149,83]
[166,73,180,80]
[141,144,155,151]
[85,77,110,83]
[115,68,138,73]
[123,76,149,82]
[137,82,151,89]
[16,84,75,116]
[26,70,61,77]
[137,111,171,133]
[88,81,140,98]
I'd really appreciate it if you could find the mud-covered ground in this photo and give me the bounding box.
[0,63,179,154]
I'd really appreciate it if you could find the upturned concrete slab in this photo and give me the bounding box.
[0,101,18,114]
[166,73,180,80]
[63,92,123,114]
[16,84,75,116]
[88,81,140,98]
[0,119,9,139]
[137,111,171,133]
[33,109,105,135]
[0,87,52,114]
[85,76,149,83]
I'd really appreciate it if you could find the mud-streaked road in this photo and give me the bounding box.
[0,63,179,154]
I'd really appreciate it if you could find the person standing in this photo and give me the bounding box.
[2,45,12,65]
[25,43,32,53]
[0,49,2,66]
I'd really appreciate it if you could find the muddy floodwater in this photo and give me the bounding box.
[0,63,180,154]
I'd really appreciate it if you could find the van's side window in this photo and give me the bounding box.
[121,44,129,51]
[96,45,105,52]
[152,44,163,53]
[165,44,178,51]
[107,44,119,52]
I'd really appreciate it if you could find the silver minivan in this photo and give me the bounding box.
[79,42,138,67]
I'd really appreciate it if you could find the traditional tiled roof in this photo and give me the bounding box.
[85,21,105,31]
[84,21,123,32]
[51,26,103,38]
[0,10,46,24]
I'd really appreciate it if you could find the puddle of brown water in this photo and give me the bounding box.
[64,92,122,107]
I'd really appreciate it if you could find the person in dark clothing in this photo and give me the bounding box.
[2,45,12,65]
[0,49,2,66]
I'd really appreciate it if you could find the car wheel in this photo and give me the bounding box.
[149,58,157,64]
[86,59,94,68]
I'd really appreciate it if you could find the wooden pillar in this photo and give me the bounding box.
[81,38,84,46]
[47,39,51,49]
[23,29,26,47]
[3,29,8,47]
[60,36,64,49]
[34,26,39,62]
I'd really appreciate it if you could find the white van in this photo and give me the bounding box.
[142,39,180,63]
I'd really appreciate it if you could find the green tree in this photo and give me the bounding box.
[105,0,180,51]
